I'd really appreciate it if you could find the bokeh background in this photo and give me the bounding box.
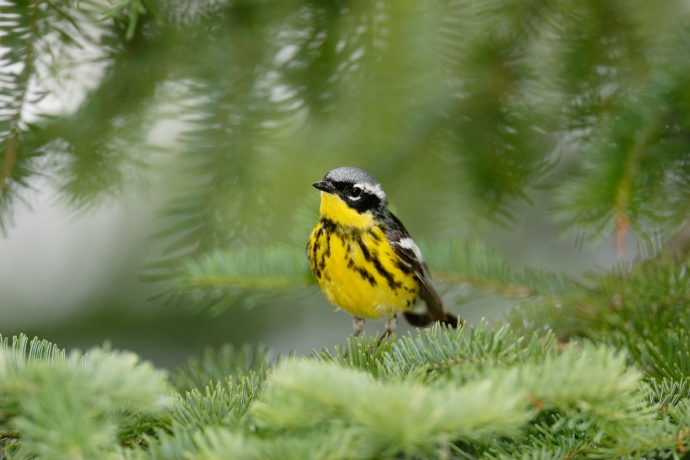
[3,0,690,367]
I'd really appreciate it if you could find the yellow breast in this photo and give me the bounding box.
[308,192,420,319]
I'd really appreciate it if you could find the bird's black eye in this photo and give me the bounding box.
[349,186,362,198]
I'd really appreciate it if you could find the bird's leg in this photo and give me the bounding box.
[377,313,397,345]
[344,316,366,358]
[352,316,365,337]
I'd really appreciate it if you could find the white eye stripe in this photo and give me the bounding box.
[353,182,386,201]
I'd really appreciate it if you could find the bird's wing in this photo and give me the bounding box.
[385,214,446,322]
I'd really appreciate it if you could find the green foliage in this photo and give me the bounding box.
[508,255,690,382]
[315,334,395,377]
[250,359,533,458]
[5,0,690,302]
[555,33,690,246]
[3,315,690,458]
[96,0,164,40]
[423,240,578,299]
[165,246,314,311]
[0,334,170,459]
[168,343,276,432]
[171,343,274,393]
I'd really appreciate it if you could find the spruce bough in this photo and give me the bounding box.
[2,257,690,459]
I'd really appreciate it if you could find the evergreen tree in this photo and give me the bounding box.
[2,0,690,458]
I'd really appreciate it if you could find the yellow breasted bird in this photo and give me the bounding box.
[307,166,460,340]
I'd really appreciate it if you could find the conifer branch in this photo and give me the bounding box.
[0,133,19,199]
[0,0,39,234]
[2,323,688,458]
[425,240,578,301]
[0,0,37,182]
[612,119,661,255]
[0,334,170,458]
[178,246,313,291]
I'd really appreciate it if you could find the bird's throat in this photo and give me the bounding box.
[319,192,374,229]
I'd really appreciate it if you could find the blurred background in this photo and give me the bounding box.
[2,0,690,367]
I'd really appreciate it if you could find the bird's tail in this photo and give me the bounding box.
[403,311,463,328]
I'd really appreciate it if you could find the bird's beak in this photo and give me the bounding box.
[312,180,335,193]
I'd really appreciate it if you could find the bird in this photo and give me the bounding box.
[306,166,460,341]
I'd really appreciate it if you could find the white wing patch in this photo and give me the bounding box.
[398,237,424,264]
[355,182,386,201]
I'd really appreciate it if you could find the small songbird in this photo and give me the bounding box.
[307,166,460,340]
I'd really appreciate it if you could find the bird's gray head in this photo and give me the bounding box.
[312,166,388,214]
